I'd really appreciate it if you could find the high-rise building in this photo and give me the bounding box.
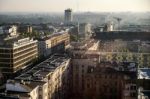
[0,37,38,75]
[64,8,73,24]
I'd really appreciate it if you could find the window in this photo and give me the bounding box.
[87,83,90,88]
[46,44,48,48]
[82,68,84,73]
[39,87,42,91]
[130,85,136,90]
[130,92,136,97]
[39,95,42,99]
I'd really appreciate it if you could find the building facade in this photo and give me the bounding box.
[64,8,73,24]
[70,41,137,99]
[71,53,137,99]
[0,37,38,75]
[18,25,33,33]
[38,32,70,58]
[78,23,92,39]
[3,54,71,99]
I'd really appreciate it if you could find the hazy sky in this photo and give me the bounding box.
[0,0,150,12]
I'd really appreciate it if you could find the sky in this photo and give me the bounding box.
[0,0,150,12]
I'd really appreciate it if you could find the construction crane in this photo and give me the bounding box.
[113,17,122,30]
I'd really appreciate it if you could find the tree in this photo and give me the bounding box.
[70,34,78,42]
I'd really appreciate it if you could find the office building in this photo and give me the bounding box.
[38,32,70,58]
[0,37,38,75]
[64,8,73,24]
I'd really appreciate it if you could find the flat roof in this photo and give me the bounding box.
[15,53,70,81]
[37,32,68,41]
[0,37,36,48]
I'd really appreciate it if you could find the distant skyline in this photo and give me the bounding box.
[0,0,150,12]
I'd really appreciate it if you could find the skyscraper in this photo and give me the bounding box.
[64,8,73,24]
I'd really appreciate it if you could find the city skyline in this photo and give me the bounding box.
[0,0,150,13]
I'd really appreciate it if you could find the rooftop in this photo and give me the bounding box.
[87,61,137,79]
[4,53,70,97]
[0,37,37,48]
[15,53,70,81]
[37,31,68,41]
[70,39,96,50]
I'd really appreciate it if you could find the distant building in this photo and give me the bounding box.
[78,23,92,39]
[94,30,150,41]
[94,22,114,32]
[64,8,73,24]
[0,25,17,36]
[18,25,33,33]
[0,37,38,75]
[106,21,114,32]
[121,25,150,32]
[38,32,70,58]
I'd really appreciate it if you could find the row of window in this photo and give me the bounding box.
[13,43,37,53]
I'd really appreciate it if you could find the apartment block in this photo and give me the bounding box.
[70,43,137,99]
[38,32,70,58]
[83,62,137,99]
[71,55,137,99]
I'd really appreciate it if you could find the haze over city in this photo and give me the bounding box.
[0,0,150,12]
[0,0,150,99]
